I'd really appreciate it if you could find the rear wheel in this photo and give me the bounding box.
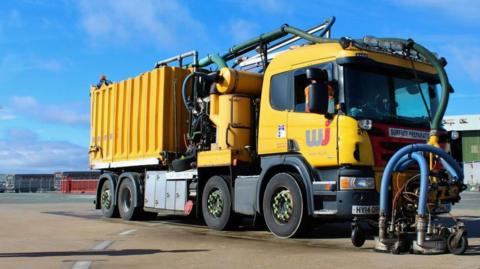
[263,173,306,238]
[202,176,236,230]
[100,181,118,218]
[118,179,141,220]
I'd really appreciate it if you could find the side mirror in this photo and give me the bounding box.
[306,68,328,81]
[308,82,328,114]
[305,68,329,114]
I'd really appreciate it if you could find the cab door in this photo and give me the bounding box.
[258,71,291,155]
[286,67,338,167]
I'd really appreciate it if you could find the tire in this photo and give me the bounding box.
[202,176,236,230]
[117,179,141,221]
[99,181,119,218]
[262,172,306,238]
[351,226,366,247]
[447,232,468,255]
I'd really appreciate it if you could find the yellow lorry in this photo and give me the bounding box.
[90,17,467,252]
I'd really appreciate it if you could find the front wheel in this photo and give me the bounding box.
[262,173,306,238]
[351,226,366,247]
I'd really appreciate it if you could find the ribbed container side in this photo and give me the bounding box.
[89,67,190,169]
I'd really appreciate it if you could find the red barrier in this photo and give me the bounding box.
[61,177,98,194]
[60,177,71,193]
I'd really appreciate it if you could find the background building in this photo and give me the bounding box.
[443,114,480,189]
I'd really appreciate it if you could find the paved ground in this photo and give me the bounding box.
[0,192,479,269]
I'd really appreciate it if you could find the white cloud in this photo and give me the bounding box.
[227,19,258,43]
[229,0,292,14]
[9,96,89,126]
[392,0,480,21]
[77,0,207,50]
[0,106,16,120]
[0,53,65,74]
[447,46,480,85]
[0,128,88,173]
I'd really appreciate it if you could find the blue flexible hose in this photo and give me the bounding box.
[379,144,463,217]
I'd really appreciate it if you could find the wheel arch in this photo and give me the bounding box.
[256,154,316,216]
[95,173,118,209]
[116,172,143,208]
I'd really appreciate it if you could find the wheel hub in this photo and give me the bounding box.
[272,189,293,223]
[101,189,112,209]
[122,188,132,212]
[207,189,223,218]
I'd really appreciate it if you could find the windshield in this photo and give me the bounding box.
[344,66,439,126]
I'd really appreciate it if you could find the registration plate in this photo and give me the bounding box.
[352,205,379,215]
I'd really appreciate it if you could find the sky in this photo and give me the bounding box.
[0,0,479,173]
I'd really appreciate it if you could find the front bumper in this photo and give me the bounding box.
[336,190,379,218]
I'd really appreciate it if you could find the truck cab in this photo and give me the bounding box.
[244,42,438,237]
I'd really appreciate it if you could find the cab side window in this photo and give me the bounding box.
[270,62,334,113]
[270,72,292,110]
[294,73,308,112]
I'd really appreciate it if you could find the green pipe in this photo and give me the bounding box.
[412,42,449,132]
[196,28,289,68]
[197,54,228,69]
[196,26,332,68]
[282,25,332,44]
[196,17,336,68]
[227,28,288,55]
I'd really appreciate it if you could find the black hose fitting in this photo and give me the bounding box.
[339,37,351,49]
[439,57,448,67]
[406,38,415,50]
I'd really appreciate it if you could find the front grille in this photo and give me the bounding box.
[380,141,409,162]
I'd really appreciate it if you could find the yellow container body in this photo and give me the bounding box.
[89,67,190,169]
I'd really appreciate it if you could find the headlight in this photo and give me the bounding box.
[340,176,375,190]
[451,131,460,140]
[358,119,372,130]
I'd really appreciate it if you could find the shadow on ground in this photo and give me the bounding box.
[42,211,102,220]
[0,249,209,258]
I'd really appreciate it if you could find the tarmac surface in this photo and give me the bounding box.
[0,192,479,269]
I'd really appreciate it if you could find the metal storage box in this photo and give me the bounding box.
[89,67,190,169]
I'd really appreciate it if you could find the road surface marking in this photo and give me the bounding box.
[72,261,92,269]
[118,229,136,236]
[91,240,114,250]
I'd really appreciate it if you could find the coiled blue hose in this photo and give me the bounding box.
[379,144,463,217]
